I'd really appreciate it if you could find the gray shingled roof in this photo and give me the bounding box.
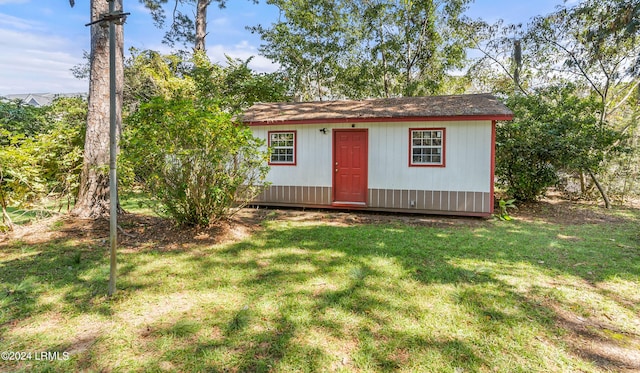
[2,93,87,107]
[242,93,513,124]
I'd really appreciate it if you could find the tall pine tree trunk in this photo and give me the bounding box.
[195,0,209,51]
[73,0,124,218]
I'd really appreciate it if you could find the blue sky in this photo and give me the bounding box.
[0,0,577,95]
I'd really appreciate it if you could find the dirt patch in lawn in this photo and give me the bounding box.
[252,198,633,228]
[256,206,491,228]
[0,209,266,251]
[0,205,504,249]
[502,190,636,225]
[1,194,636,249]
[549,303,640,372]
[511,199,627,225]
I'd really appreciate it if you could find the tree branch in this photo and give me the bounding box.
[539,33,605,100]
[607,79,640,117]
[471,39,529,95]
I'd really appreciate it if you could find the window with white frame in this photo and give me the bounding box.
[410,128,445,166]
[269,131,296,165]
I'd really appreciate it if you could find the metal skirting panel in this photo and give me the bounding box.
[253,186,491,214]
[367,189,490,214]
[254,185,332,206]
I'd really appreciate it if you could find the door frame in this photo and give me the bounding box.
[332,128,369,206]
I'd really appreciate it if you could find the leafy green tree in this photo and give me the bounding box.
[497,85,628,202]
[124,100,269,226]
[191,54,290,113]
[123,49,289,114]
[251,0,471,100]
[463,19,528,95]
[496,96,557,202]
[466,0,639,206]
[0,99,46,230]
[123,48,194,112]
[575,0,639,53]
[0,100,48,140]
[250,0,353,100]
[0,97,86,229]
[0,134,44,230]
[527,0,639,122]
[123,54,270,226]
[525,1,639,207]
[120,50,286,201]
[36,98,87,208]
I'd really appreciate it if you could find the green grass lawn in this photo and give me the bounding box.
[2,203,65,227]
[1,192,156,229]
[1,204,639,372]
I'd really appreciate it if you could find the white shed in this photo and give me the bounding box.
[242,94,513,217]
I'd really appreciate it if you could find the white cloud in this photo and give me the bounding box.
[0,0,29,4]
[0,8,277,95]
[0,12,42,30]
[0,15,87,94]
[131,4,152,14]
[210,17,230,27]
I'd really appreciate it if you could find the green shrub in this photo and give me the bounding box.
[0,133,44,229]
[496,85,627,202]
[0,97,85,229]
[124,96,269,226]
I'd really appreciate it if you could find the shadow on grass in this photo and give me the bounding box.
[0,219,166,325]
[1,207,639,372]
[1,240,112,321]
[188,220,639,371]
[221,221,639,283]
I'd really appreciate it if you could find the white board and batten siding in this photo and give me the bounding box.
[253,123,333,187]
[369,120,491,191]
[250,120,494,216]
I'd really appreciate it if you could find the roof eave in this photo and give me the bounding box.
[245,114,514,126]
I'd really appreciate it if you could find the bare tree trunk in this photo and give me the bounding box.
[513,39,522,91]
[588,169,612,209]
[0,189,14,231]
[195,0,209,51]
[376,22,390,98]
[73,0,124,218]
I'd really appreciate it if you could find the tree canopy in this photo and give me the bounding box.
[251,0,472,100]
[140,0,258,51]
[497,85,629,202]
[468,0,639,205]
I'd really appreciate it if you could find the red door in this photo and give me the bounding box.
[333,129,368,204]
